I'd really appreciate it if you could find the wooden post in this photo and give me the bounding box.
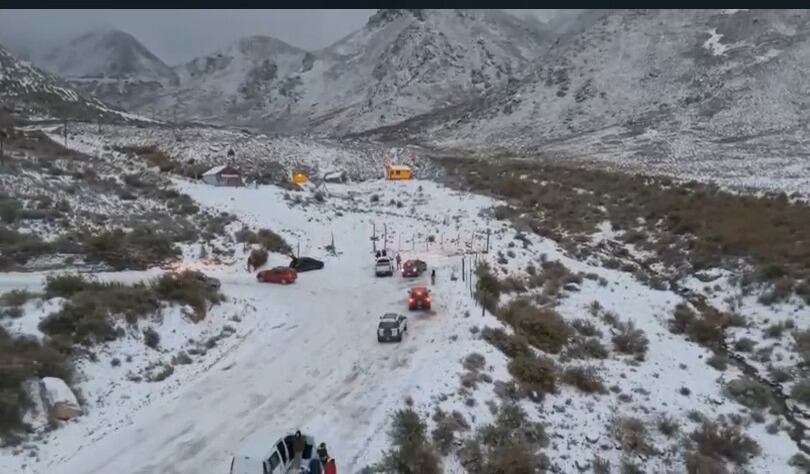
[372,223,377,253]
[462,257,465,282]
[383,223,388,253]
[485,228,491,254]
[63,121,68,147]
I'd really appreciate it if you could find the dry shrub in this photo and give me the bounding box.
[481,327,531,358]
[561,366,607,394]
[566,337,609,360]
[463,353,486,372]
[500,276,527,294]
[441,157,810,301]
[431,410,469,455]
[794,329,810,363]
[790,378,810,405]
[571,318,602,337]
[613,416,653,456]
[611,320,649,359]
[508,354,557,398]
[657,414,680,437]
[498,298,572,354]
[689,419,760,465]
[724,376,774,409]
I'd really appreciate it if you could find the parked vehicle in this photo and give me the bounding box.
[289,257,325,272]
[375,256,395,277]
[377,313,408,342]
[229,432,317,474]
[401,259,427,278]
[257,267,297,284]
[408,287,431,310]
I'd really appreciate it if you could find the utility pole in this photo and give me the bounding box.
[97,114,102,134]
[371,223,377,253]
[462,257,465,282]
[383,223,388,253]
[63,120,68,147]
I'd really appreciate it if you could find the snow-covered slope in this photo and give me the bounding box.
[0,43,115,121]
[148,9,552,133]
[376,9,810,175]
[32,29,178,110]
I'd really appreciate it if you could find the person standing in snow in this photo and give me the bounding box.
[320,450,336,474]
[395,253,401,269]
[431,268,436,285]
[292,430,306,470]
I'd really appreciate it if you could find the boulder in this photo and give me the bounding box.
[40,377,81,421]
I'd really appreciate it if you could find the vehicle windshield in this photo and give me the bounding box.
[379,321,399,329]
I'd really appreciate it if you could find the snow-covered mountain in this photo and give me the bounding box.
[376,9,810,168]
[0,42,112,120]
[167,35,310,122]
[150,9,553,133]
[31,28,178,110]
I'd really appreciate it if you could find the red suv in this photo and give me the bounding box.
[257,267,297,284]
[408,286,431,310]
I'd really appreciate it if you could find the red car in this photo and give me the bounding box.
[408,286,431,310]
[257,267,297,284]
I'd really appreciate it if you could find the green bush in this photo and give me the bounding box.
[376,408,441,474]
[249,248,269,268]
[235,227,292,255]
[0,289,34,307]
[44,273,95,298]
[0,327,73,439]
[475,262,502,312]
[152,271,224,321]
[0,199,21,224]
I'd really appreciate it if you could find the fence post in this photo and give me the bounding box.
[462,257,465,281]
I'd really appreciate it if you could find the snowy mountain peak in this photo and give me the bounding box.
[234,35,307,58]
[367,9,427,27]
[37,28,175,82]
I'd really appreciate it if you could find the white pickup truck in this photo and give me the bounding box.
[229,433,319,474]
[375,256,395,277]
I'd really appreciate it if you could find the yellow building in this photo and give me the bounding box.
[385,163,413,180]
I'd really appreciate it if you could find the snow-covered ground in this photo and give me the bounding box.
[1,172,804,474]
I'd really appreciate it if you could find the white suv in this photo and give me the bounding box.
[377,313,408,342]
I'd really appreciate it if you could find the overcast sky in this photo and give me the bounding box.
[0,9,568,65]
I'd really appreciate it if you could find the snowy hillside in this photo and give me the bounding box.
[1,126,810,474]
[373,9,810,188]
[31,29,178,110]
[0,43,109,121]
[139,9,551,133]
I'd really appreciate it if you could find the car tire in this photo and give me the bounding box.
[396,335,403,342]
[377,337,383,343]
